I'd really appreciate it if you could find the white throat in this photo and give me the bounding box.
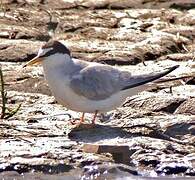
[41,53,74,93]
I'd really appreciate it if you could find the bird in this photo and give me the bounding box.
[23,40,179,125]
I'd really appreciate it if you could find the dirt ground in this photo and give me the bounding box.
[0,0,195,179]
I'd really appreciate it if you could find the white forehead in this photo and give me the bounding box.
[38,47,53,56]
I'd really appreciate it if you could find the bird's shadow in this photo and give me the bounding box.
[67,122,193,146]
[67,123,130,143]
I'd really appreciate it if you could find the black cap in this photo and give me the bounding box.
[40,40,70,57]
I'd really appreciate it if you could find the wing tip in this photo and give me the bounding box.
[166,64,179,71]
[121,64,179,91]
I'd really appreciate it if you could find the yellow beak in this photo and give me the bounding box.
[23,56,43,68]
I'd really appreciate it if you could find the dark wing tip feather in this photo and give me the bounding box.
[122,65,179,91]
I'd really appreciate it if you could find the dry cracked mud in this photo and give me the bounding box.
[0,0,195,179]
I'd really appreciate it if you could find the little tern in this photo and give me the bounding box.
[23,40,179,124]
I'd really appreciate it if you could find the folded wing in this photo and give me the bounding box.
[70,65,179,100]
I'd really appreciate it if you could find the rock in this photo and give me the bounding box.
[83,144,131,164]
[0,20,50,40]
[0,0,195,178]
[156,162,193,175]
[175,98,195,115]
[123,92,186,114]
[82,163,139,179]
[0,39,43,62]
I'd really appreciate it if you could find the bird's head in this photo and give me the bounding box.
[23,40,71,68]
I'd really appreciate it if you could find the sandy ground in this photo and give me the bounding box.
[0,0,195,179]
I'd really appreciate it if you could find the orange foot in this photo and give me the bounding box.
[70,111,98,127]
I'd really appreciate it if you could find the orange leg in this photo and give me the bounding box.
[80,112,85,123]
[92,110,98,124]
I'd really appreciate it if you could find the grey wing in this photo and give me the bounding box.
[70,65,122,100]
[70,64,179,100]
